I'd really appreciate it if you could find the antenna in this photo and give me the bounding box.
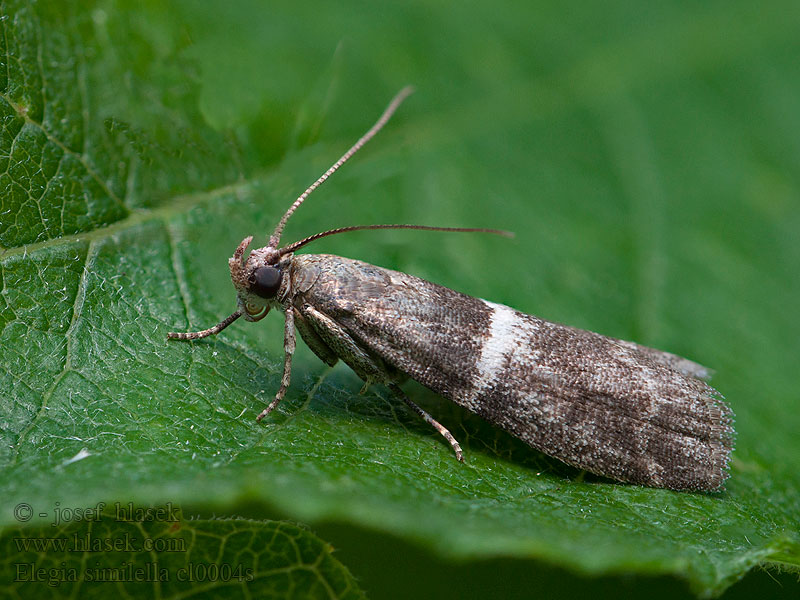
[278,224,513,257]
[268,86,415,248]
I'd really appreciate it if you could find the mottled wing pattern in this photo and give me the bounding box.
[293,254,734,491]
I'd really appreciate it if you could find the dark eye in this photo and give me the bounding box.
[248,266,282,299]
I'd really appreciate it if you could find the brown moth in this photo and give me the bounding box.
[168,88,734,492]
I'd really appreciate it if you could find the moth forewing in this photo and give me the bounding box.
[286,254,733,491]
[167,88,734,492]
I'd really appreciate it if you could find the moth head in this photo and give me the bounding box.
[228,236,288,322]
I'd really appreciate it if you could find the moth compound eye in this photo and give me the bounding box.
[249,266,282,299]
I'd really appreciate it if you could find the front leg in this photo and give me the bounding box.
[256,307,296,421]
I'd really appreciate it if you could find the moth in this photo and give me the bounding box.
[168,87,734,492]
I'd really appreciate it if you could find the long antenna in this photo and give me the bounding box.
[278,224,513,257]
[268,86,415,248]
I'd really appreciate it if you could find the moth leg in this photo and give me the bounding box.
[388,383,464,462]
[293,307,339,367]
[257,307,296,422]
[299,305,459,457]
[300,304,390,382]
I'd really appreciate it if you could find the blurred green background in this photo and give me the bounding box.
[1,0,798,597]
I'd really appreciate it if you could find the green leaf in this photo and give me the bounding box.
[1,509,364,599]
[2,1,799,598]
